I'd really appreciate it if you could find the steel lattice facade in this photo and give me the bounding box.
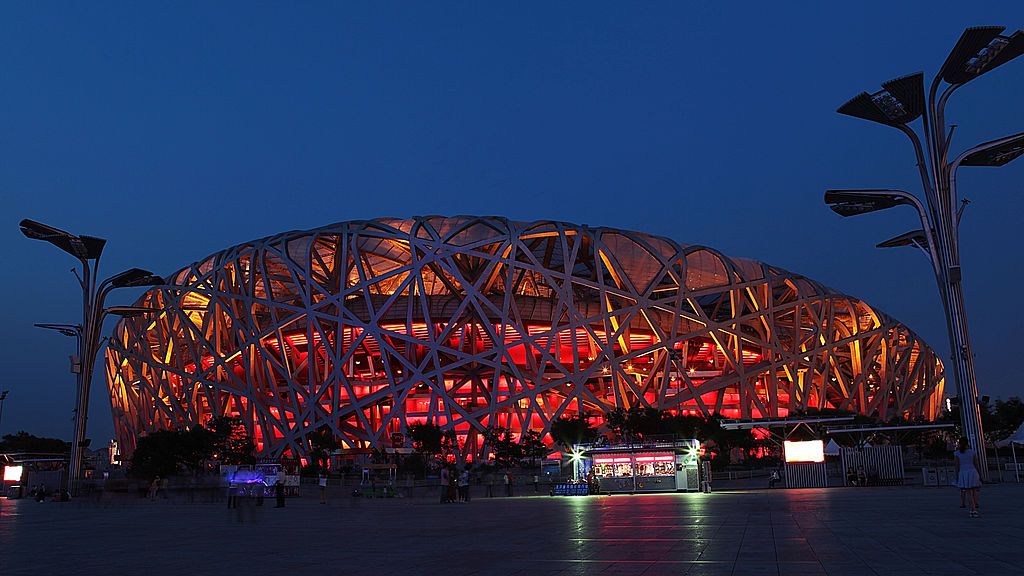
[105,216,944,459]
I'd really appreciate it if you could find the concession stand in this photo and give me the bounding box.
[583,439,702,493]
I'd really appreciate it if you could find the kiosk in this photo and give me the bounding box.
[582,439,701,493]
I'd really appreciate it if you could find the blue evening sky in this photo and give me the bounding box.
[1,2,1022,442]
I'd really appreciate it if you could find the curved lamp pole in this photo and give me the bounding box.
[827,26,1024,480]
[21,219,162,496]
[0,390,9,437]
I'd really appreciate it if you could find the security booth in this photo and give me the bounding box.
[583,439,701,493]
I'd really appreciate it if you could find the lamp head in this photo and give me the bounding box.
[824,189,913,217]
[105,306,159,318]
[959,132,1024,167]
[19,219,106,260]
[877,229,929,250]
[108,268,162,288]
[837,73,925,127]
[939,26,1024,85]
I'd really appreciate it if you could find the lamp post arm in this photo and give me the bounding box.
[895,124,940,217]
[897,192,943,279]
[937,82,958,161]
[936,83,961,162]
[892,127,946,277]
[924,75,944,189]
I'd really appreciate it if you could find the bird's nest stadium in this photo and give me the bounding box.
[105,216,944,460]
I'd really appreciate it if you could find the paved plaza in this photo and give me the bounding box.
[2,484,1023,575]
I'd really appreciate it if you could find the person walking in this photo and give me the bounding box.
[274,479,286,508]
[504,471,513,497]
[227,476,238,509]
[148,476,160,501]
[318,473,328,504]
[458,468,470,502]
[533,474,539,493]
[447,467,458,503]
[440,466,450,503]
[954,437,982,517]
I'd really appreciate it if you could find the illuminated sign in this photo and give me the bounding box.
[784,440,825,463]
[593,456,632,464]
[553,483,590,496]
[3,465,23,482]
[634,454,675,463]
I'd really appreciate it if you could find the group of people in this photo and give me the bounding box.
[28,483,49,502]
[439,465,472,502]
[147,475,166,500]
[27,484,71,502]
[844,466,869,487]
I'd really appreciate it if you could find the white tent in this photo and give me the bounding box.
[825,438,842,456]
[995,421,1024,482]
[995,421,1024,448]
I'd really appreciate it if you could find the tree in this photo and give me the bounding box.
[130,430,185,479]
[129,427,218,478]
[661,413,704,439]
[129,417,254,478]
[550,415,600,449]
[208,416,255,465]
[698,415,755,470]
[0,431,69,454]
[992,397,1024,441]
[518,429,548,466]
[605,407,675,441]
[307,425,339,473]
[485,427,523,469]
[408,422,444,458]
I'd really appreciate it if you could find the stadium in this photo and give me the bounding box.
[104,216,944,460]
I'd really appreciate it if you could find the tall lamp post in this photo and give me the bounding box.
[826,26,1024,480]
[20,219,163,496]
[0,390,9,435]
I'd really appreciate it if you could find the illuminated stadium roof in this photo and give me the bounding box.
[106,216,944,459]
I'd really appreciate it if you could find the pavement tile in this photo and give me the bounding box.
[4,484,1024,575]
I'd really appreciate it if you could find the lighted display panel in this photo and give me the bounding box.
[593,456,635,478]
[3,465,23,482]
[634,454,675,477]
[105,216,944,461]
[784,440,826,463]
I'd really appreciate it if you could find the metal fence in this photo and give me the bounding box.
[840,446,904,486]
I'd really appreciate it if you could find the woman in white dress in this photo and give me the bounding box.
[954,438,982,517]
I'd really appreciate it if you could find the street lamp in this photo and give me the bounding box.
[827,26,1024,480]
[20,218,163,495]
[0,391,9,436]
[825,189,941,274]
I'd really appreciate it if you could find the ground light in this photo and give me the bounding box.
[569,446,585,481]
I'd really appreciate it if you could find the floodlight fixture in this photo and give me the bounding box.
[958,131,1024,167]
[107,268,162,288]
[824,189,917,217]
[19,219,106,260]
[34,322,83,338]
[837,73,925,127]
[876,229,929,250]
[104,306,159,318]
[939,26,1024,85]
